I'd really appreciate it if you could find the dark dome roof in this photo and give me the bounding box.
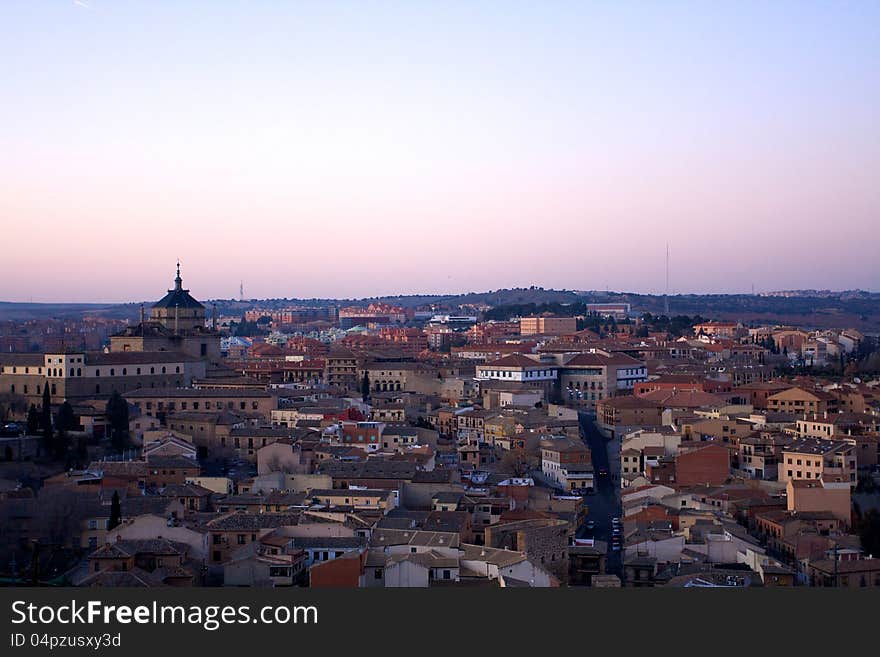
[152,263,205,310]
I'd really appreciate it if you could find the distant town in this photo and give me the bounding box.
[0,265,878,589]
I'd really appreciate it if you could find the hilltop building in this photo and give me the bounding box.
[109,263,221,362]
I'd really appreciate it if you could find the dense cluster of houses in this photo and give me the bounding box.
[1,271,877,588]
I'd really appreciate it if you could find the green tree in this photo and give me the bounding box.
[105,392,130,452]
[361,371,371,403]
[857,508,880,558]
[40,383,53,455]
[75,435,88,467]
[0,392,27,421]
[108,491,122,531]
[56,401,77,433]
[26,404,40,435]
[54,401,76,460]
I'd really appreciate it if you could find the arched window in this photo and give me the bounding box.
[122,368,127,375]
[110,369,115,376]
[95,369,100,377]
[76,368,81,376]
[161,366,166,374]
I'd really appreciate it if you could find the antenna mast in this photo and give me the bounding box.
[664,243,670,316]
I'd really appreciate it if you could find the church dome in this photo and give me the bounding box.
[152,262,204,310]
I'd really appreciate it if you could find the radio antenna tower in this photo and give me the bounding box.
[664,243,670,316]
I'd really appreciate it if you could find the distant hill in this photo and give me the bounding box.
[0,302,127,321]
[2,288,878,332]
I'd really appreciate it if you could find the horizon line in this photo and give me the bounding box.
[1,287,877,307]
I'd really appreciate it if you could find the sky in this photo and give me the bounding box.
[0,1,878,303]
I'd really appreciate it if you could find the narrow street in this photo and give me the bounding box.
[578,412,623,578]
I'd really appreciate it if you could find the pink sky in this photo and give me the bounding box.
[1,2,877,302]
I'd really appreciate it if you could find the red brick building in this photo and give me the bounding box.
[675,443,730,487]
[309,551,366,587]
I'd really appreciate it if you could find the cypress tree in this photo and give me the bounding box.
[54,401,76,460]
[108,491,122,531]
[361,371,371,403]
[40,383,53,454]
[26,404,40,435]
[106,392,130,452]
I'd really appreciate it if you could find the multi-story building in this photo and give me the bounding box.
[475,354,558,399]
[795,412,880,440]
[767,387,836,416]
[597,396,663,432]
[779,438,857,486]
[540,435,593,491]
[325,421,384,453]
[376,327,429,353]
[692,321,744,339]
[557,351,648,409]
[1,351,206,403]
[224,358,325,386]
[307,488,395,513]
[520,316,577,336]
[456,409,497,444]
[585,303,631,319]
[674,443,730,487]
[738,433,792,480]
[324,346,360,391]
[205,513,300,564]
[361,361,426,393]
[125,387,275,422]
[338,303,408,329]
[452,343,538,361]
[244,307,334,326]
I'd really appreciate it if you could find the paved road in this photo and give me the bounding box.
[578,412,623,577]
